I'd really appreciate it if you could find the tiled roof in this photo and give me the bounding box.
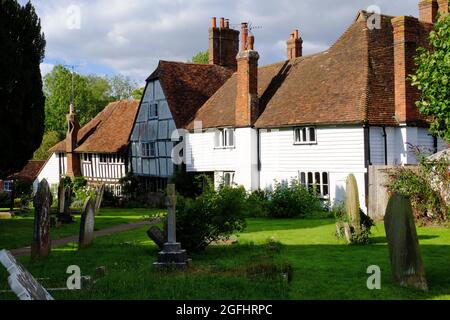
[188,12,407,129]
[50,100,139,154]
[8,160,46,182]
[148,61,234,129]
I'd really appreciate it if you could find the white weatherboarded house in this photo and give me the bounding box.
[185,6,448,213]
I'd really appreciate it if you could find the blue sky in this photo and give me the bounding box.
[23,0,419,84]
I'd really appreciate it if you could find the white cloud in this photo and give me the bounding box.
[40,63,54,76]
[29,0,419,82]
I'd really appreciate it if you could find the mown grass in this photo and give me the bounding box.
[0,208,164,250]
[1,218,449,300]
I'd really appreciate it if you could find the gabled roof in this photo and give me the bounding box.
[147,61,234,128]
[188,11,402,129]
[8,160,46,182]
[50,100,139,154]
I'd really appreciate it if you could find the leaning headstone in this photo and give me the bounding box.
[31,179,52,261]
[154,184,190,269]
[147,226,165,250]
[94,184,105,215]
[384,194,428,291]
[346,174,361,234]
[58,186,74,224]
[0,250,54,300]
[79,197,95,249]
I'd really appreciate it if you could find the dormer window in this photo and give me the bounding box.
[82,153,92,163]
[294,127,317,144]
[215,128,235,149]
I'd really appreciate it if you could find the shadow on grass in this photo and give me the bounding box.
[244,218,334,233]
[371,235,439,244]
[2,233,449,300]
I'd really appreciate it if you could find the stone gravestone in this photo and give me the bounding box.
[384,194,428,291]
[154,184,189,269]
[94,184,105,215]
[31,179,52,261]
[79,197,95,249]
[0,250,54,300]
[58,185,74,224]
[346,174,361,235]
[147,226,165,250]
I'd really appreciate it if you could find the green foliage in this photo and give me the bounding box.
[131,87,145,101]
[176,183,247,252]
[267,180,323,218]
[411,12,450,142]
[33,131,62,160]
[0,193,11,208]
[245,190,270,218]
[0,0,46,178]
[385,147,449,222]
[169,166,209,198]
[191,51,209,64]
[43,65,139,137]
[108,74,138,101]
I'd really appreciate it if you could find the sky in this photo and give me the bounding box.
[22,0,420,84]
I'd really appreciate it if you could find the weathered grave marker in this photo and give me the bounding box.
[57,178,65,215]
[346,174,361,235]
[79,197,95,249]
[384,194,428,291]
[147,226,165,250]
[154,184,189,269]
[31,179,52,260]
[0,250,54,300]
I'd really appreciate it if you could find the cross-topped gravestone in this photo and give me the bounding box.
[0,250,54,300]
[94,184,105,215]
[79,197,95,249]
[31,179,52,261]
[154,184,189,269]
[384,194,428,291]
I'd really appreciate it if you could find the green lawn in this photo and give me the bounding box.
[1,217,449,300]
[0,208,164,250]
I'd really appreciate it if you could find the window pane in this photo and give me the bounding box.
[295,129,301,142]
[215,130,221,147]
[322,172,328,185]
[300,172,306,186]
[315,172,321,185]
[302,128,307,142]
[307,172,313,191]
[227,129,234,147]
[309,128,316,142]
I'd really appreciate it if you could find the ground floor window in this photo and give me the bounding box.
[216,171,235,187]
[299,171,329,198]
[4,180,13,192]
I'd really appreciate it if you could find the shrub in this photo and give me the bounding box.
[176,184,247,252]
[335,209,374,245]
[102,189,120,208]
[385,146,449,222]
[0,192,11,208]
[245,190,270,218]
[267,179,322,218]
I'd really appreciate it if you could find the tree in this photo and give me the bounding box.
[33,131,62,160]
[43,66,112,136]
[191,51,209,64]
[411,12,450,142]
[132,87,145,101]
[108,74,138,100]
[0,0,46,179]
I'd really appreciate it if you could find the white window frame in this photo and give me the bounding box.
[141,142,156,158]
[299,171,329,198]
[218,171,235,187]
[99,154,108,164]
[294,127,317,145]
[215,128,235,149]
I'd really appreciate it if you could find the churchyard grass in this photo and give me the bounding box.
[0,208,164,250]
[1,217,449,300]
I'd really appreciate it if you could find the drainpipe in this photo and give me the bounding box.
[364,123,371,210]
[257,128,261,172]
[382,126,388,165]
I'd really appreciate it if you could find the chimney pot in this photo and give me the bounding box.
[419,0,439,24]
[241,23,248,51]
[248,35,255,50]
[220,17,225,28]
[287,29,303,60]
[225,19,230,28]
[211,17,217,28]
[294,29,299,39]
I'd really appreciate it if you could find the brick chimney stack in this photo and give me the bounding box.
[66,103,81,177]
[287,29,303,60]
[208,17,240,70]
[235,24,260,128]
[419,0,439,24]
